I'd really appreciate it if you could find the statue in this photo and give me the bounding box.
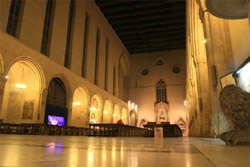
[219,85,250,145]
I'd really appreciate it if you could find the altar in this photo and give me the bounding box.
[144,122,182,137]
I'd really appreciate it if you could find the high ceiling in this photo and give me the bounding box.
[95,0,186,54]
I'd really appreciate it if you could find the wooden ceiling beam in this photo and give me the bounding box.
[123,36,185,45]
[99,2,185,13]
[130,46,186,54]
[126,42,185,49]
[119,31,185,39]
[116,27,185,36]
[104,7,185,20]
[113,23,185,31]
[109,15,185,25]
[95,0,186,53]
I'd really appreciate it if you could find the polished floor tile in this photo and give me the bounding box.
[0,135,249,167]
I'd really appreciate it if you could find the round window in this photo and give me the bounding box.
[172,65,181,74]
[141,68,149,76]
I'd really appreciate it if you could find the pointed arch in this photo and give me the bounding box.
[45,77,69,126]
[1,58,45,124]
[118,53,130,101]
[71,87,90,127]
[121,107,128,125]
[113,104,121,123]
[129,109,138,126]
[90,94,103,123]
[103,99,113,123]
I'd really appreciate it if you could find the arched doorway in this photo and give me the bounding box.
[89,94,103,123]
[103,100,113,123]
[113,104,121,123]
[121,107,128,125]
[45,78,68,126]
[2,60,43,123]
[129,110,137,126]
[71,87,89,127]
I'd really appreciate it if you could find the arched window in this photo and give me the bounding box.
[156,80,167,103]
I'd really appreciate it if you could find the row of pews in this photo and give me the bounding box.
[0,122,182,137]
[0,123,153,137]
[0,123,89,136]
[89,124,154,137]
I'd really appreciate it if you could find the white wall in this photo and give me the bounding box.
[129,50,187,126]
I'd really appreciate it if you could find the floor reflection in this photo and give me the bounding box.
[0,135,249,167]
[45,142,63,156]
[87,145,94,167]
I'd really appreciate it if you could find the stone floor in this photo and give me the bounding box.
[0,135,249,167]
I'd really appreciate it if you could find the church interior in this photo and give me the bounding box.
[0,0,250,166]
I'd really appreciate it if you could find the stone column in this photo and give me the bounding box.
[202,10,235,136]
[0,74,7,119]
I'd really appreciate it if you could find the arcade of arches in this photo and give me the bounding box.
[0,58,131,126]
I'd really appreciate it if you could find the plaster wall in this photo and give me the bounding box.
[0,0,129,97]
[0,0,11,33]
[129,50,187,128]
[49,0,70,66]
[19,1,46,52]
[69,0,85,76]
